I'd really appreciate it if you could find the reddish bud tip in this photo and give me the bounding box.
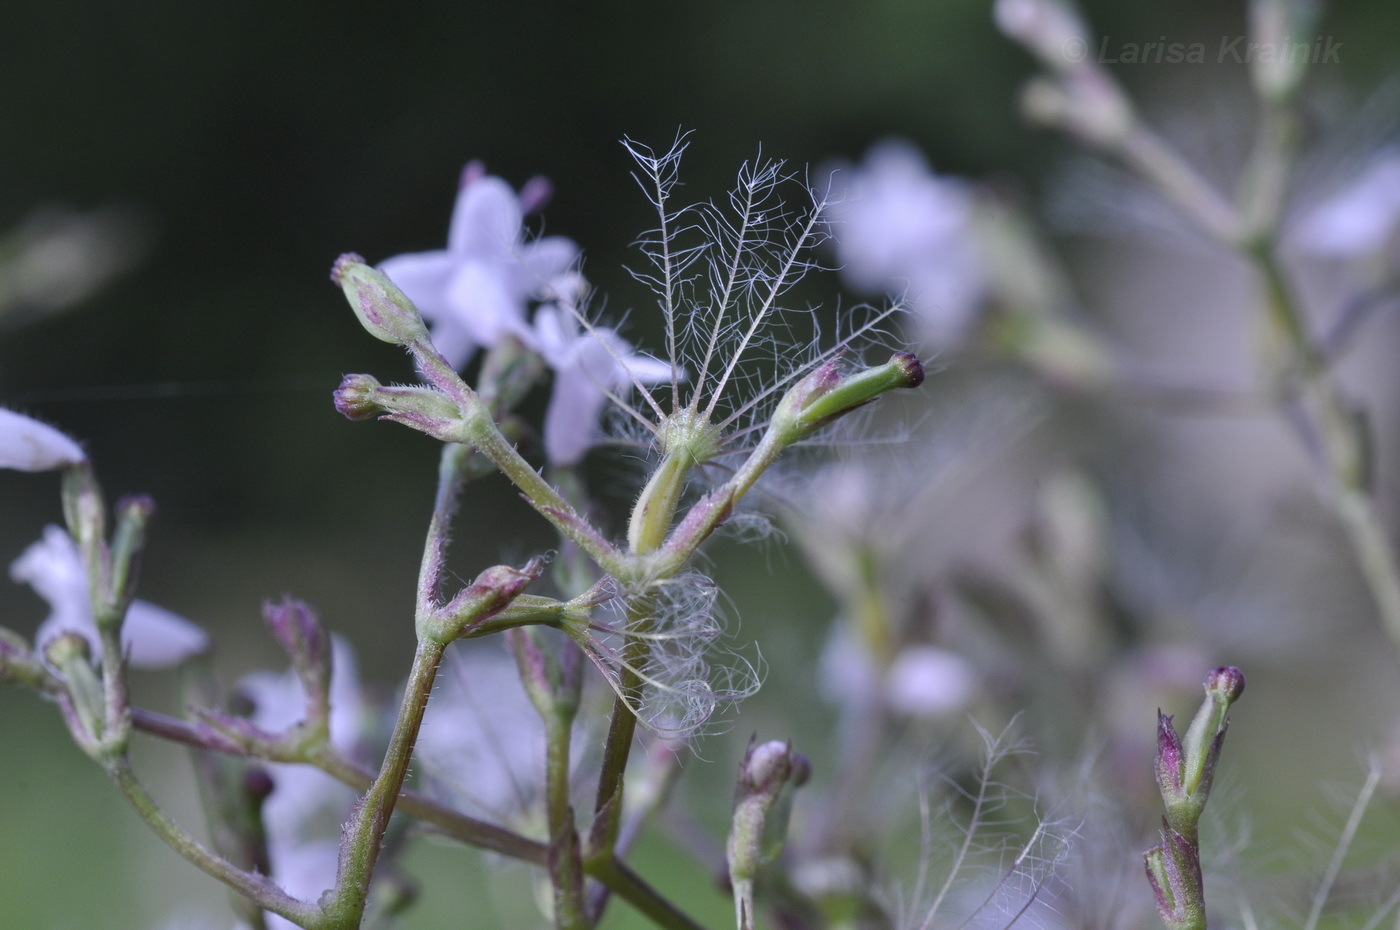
[891,352,925,388]
[1204,666,1245,703]
[244,767,275,802]
[115,493,157,521]
[333,373,385,420]
[330,252,366,287]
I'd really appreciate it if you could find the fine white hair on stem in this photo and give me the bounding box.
[577,572,762,737]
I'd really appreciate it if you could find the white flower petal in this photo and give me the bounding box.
[1297,151,1400,258]
[544,361,613,466]
[11,525,89,626]
[122,600,209,667]
[0,407,86,471]
[516,235,581,288]
[448,177,524,257]
[265,838,341,930]
[378,250,456,318]
[13,525,206,669]
[883,646,978,718]
[380,168,580,370]
[241,637,362,844]
[447,262,532,348]
[826,140,985,346]
[415,644,546,823]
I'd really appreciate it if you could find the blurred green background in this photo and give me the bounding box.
[3,1,1400,927]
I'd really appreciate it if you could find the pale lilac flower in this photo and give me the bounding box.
[9,525,207,667]
[263,838,340,930]
[0,407,85,471]
[883,645,978,718]
[378,165,579,368]
[825,141,986,346]
[1296,150,1400,258]
[533,297,670,466]
[818,626,978,719]
[415,643,548,827]
[238,636,363,848]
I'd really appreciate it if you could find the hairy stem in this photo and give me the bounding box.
[321,639,444,928]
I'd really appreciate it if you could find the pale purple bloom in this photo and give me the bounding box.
[819,626,977,719]
[9,525,207,668]
[533,300,670,466]
[415,643,548,826]
[264,838,340,930]
[883,646,978,718]
[378,166,579,368]
[1297,150,1400,258]
[239,636,363,848]
[825,141,985,346]
[0,407,85,471]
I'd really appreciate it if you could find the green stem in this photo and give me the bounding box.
[1252,247,1400,658]
[593,595,655,823]
[321,639,444,928]
[545,716,587,930]
[409,335,623,575]
[583,855,711,930]
[1116,126,1241,246]
[108,757,322,928]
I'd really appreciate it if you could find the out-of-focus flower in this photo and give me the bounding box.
[0,407,86,471]
[239,636,364,846]
[9,525,207,667]
[824,140,986,346]
[1296,149,1400,259]
[0,204,147,322]
[379,164,579,368]
[415,642,580,831]
[532,285,670,466]
[264,838,340,930]
[238,636,366,929]
[883,645,980,717]
[819,625,978,719]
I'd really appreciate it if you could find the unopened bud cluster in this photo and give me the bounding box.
[1144,666,1245,930]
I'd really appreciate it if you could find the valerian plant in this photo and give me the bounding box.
[8,0,1400,925]
[1,141,924,930]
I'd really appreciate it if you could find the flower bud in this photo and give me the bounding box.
[426,559,544,644]
[1021,71,1134,149]
[46,632,110,754]
[771,353,924,446]
[333,373,386,420]
[60,462,106,554]
[1156,666,1244,841]
[331,253,430,346]
[337,377,465,445]
[0,627,47,688]
[105,493,157,622]
[994,0,1091,72]
[509,626,583,723]
[263,598,331,724]
[45,630,92,668]
[1144,821,1206,930]
[727,738,810,911]
[1204,665,1245,703]
[1248,0,1316,103]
